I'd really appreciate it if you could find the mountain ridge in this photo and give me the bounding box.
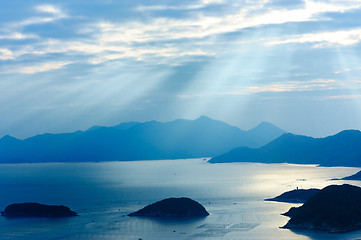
[0,117,285,163]
[209,129,361,167]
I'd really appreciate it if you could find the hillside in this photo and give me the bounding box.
[0,117,284,163]
[265,188,320,203]
[282,184,361,233]
[209,130,361,167]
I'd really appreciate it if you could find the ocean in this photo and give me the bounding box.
[1,159,361,240]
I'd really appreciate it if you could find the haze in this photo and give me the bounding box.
[1,0,361,139]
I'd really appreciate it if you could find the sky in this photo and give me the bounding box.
[1,0,361,139]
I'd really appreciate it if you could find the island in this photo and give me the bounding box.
[340,170,361,180]
[128,197,209,218]
[1,203,77,218]
[265,188,320,203]
[282,184,361,233]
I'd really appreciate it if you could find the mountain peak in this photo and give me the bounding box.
[0,135,21,144]
[257,121,276,127]
[250,121,284,132]
[247,122,285,140]
[195,115,213,121]
[0,135,20,142]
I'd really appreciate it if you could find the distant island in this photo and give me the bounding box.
[265,188,320,203]
[339,170,361,180]
[209,130,361,167]
[128,197,209,218]
[1,203,77,218]
[282,184,361,233]
[0,116,284,163]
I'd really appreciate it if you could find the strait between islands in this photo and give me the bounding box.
[3,186,361,234]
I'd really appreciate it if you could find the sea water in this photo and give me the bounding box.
[0,159,361,240]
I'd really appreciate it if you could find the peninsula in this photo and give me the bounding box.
[265,188,320,203]
[282,184,361,233]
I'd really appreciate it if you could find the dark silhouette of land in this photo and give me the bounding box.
[282,184,361,233]
[209,130,361,167]
[1,203,77,218]
[128,197,209,218]
[265,188,320,203]
[0,116,284,163]
[340,170,361,180]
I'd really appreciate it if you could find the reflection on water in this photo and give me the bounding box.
[0,159,360,239]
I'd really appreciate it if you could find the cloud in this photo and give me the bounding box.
[135,0,226,12]
[94,0,361,46]
[176,79,361,99]
[0,32,37,40]
[88,48,212,64]
[325,94,361,100]
[267,28,361,47]
[35,4,63,15]
[2,0,361,71]
[4,4,67,30]
[0,48,14,60]
[223,79,361,95]
[1,61,72,74]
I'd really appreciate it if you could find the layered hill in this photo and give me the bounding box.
[209,130,361,167]
[0,116,284,163]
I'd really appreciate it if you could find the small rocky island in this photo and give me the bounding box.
[128,197,209,218]
[1,203,77,218]
[265,188,320,203]
[282,184,361,233]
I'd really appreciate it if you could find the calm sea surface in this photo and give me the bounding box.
[1,159,361,240]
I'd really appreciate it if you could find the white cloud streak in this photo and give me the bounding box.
[135,0,226,12]
[0,32,37,40]
[267,28,361,47]
[177,79,361,99]
[35,4,64,15]
[89,0,361,49]
[223,79,361,95]
[326,94,361,99]
[1,61,72,74]
[7,4,67,29]
[2,0,361,73]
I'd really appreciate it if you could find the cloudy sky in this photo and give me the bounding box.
[1,0,361,138]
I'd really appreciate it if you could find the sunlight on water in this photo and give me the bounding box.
[0,159,361,240]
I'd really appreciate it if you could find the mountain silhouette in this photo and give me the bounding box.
[265,188,320,203]
[0,117,284,163]
[282,184,361,233]
[209,130,361,167]
[341,170,361,180]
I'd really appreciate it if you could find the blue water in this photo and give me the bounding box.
[1,159,361,239]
